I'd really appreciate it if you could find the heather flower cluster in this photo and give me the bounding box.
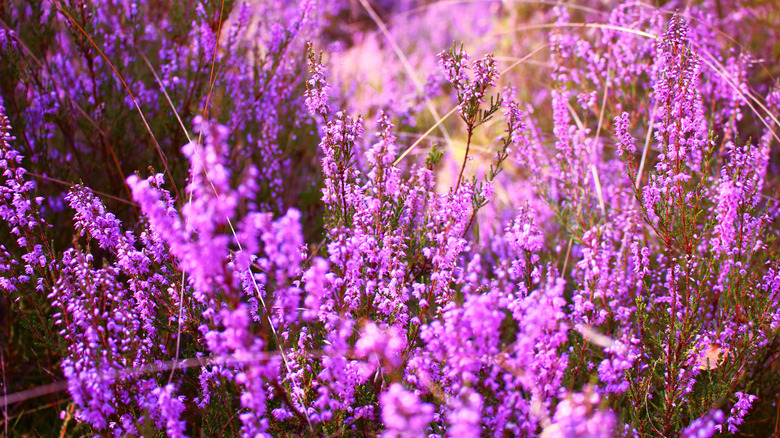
[1,1,779,437]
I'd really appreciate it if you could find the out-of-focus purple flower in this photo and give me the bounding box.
[355,322,406,370]
[597,339,638,394]
[682,410,724,438]
[446,388,482,438]
[380,383,434,438]
[542,389,615,438]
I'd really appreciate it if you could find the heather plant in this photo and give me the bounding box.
[1,1,779,437]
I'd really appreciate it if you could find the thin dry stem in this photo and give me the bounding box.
[26,172,139,207]
[590,69,611,218]
[635,110,654,187]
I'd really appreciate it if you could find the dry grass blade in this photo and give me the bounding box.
[0,399,70,432]
[159,0,231,396]
[639,3,778,84]
[396,0,607,19]
[0,350,313,408]
[393,106,460,165]
[150,2,313,428]
[139,53,193,145]
[357,0,453,150]
[498,43,550,75]
[575,324,614,349]
[137,50,196,389]
[561,237,573,274]
[0,381,68,408]
[635,108,655,187]
[590,164,606,216]
[697,47,780,146]
[0,348,334,407]
[490,22,657,39]
[567,102,584,130]
[494,56,551,68]
[0,337,577,409]
[201,0,227,123]
[590,69,611,218]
